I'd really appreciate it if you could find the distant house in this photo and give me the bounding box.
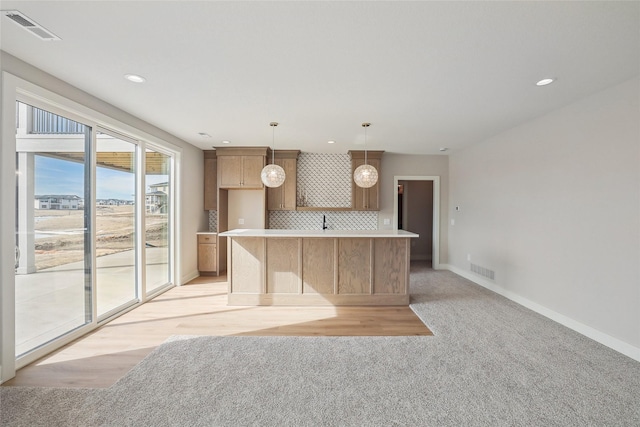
[145,182,168,213]
[97,199,132,206]
[35,195,81,210]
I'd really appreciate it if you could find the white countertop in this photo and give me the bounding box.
[197,231,217,235]
[219,229,419,238]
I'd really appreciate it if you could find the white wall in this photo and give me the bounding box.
[448,77,640,357]
[0,51,207,284]
[228,190,265,229]
[379,154,449,264]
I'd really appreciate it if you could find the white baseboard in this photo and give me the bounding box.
[446,264,640,363]
[434,263,449,271]
[180,269,200,285]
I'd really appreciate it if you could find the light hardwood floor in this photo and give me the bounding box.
[4,274,431,388]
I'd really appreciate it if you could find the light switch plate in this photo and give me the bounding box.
[383,218,390,225]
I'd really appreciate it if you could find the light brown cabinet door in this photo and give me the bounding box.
[218,156,243,188]
[266,161,284,210]
[198,243,217,272]
[219,155,264,188]
[241,155,264,188]
[267,158,297,210]
[352,158,380,211]
[204,156,217,210]
[281,158,297,210]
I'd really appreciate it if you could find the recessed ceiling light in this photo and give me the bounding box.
[124,74,146,83]
[536,78,555,86]
[328,140,336,144]
[222,140,230,144]
[198,132,212,138]
[439,147,448,152]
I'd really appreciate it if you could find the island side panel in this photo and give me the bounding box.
[337,238,372,295]
[373,238,408,294]
[302,238,336,294]
[266,238,301,294]
[230,237,264,294]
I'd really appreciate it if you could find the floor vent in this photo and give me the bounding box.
[470,263,495,280]
[2,10,61,41]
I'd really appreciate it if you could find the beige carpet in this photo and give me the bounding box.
[2,264,639,426]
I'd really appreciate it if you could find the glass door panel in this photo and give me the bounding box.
[14,101,92,357]
[145,148,171,294]
[96,132,138,318]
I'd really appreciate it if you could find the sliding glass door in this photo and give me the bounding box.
[96,131,138,318]
[6,89,177,374]
[14,101,92,357]
[145,148,172,294]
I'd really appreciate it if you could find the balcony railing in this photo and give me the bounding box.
[29,107,86,134]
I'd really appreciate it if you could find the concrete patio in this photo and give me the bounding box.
[15,247,169,356]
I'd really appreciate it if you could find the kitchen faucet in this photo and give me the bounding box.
[322,215,328,230]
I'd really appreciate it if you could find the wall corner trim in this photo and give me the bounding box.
[180,270,200,286]
[446,264,640,363]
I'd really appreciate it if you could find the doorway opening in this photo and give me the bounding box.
[393,176,440,269]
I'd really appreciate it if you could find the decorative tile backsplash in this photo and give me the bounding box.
[269,211,378,230]
[210,152,376,231]
[269,152,377,230]
[208,210,217,232]
[297,153,351,208]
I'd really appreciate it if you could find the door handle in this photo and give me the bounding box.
[15,245,20,270]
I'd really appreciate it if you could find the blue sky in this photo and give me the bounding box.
[35,155,167,200]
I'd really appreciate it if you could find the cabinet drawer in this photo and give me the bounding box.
[198,234,217,244]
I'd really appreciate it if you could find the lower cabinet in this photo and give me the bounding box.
[197,234,217,274]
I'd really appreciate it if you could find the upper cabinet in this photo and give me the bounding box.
[267,150,300,211]
[215,147,268,189]
[349,151,384,211]
[203,150,217,210]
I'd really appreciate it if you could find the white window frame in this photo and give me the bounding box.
[0,72,182,383]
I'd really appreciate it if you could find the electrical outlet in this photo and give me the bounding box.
[451,219,455,226]
[467,253,471,261]
[383,218,390,225]
[238,218,245,225]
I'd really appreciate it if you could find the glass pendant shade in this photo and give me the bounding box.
[354,122,378,188]
[261,163,286,188]
[261,121,285,188]
[354,163,378,188]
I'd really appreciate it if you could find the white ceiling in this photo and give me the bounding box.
[1,1,638,154]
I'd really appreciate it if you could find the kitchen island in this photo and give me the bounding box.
[219,229,418,306]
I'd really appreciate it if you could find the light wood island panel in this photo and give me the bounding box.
[222,230,417,306]
[338,238,372,295]
[266,238,300,293]
[374,238,407,294]
[230,237,264,294]
[302,238,336,294]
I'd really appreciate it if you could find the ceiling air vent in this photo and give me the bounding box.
[2,10,60,41]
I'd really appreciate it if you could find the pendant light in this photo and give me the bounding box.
[353,122,378,188]
[261,122,286,188]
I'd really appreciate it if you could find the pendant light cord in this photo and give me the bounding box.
[362,122,370,165]
[364,125,368,165]
[270,122,278,165]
